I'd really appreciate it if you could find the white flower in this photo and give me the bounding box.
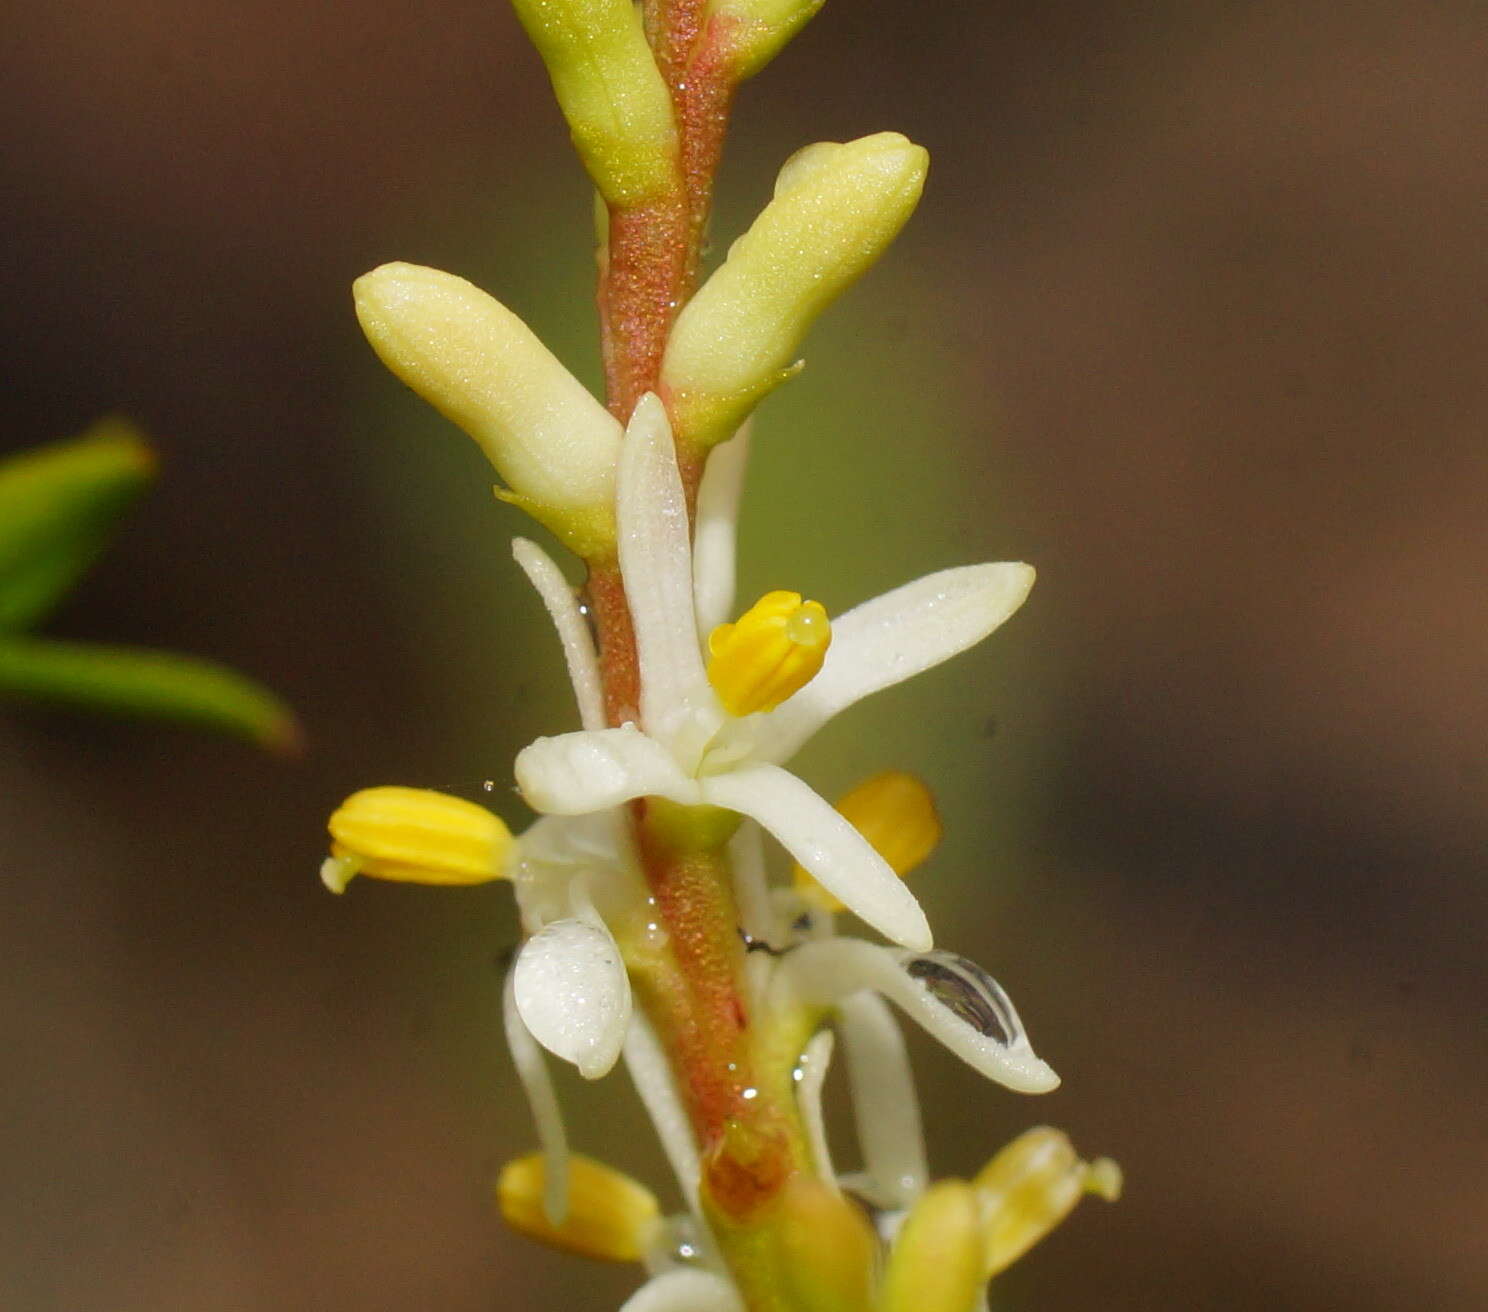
[515,393,1035,952]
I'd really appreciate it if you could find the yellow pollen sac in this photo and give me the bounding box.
[973,1126,1122,1278]
[497,1153,660,1263]
[794,770,941,911]
[706,589,831,717]
[321,785,513,894]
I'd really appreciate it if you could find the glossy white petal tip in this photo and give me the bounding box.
[620,1270,745,1312]
[515,726,695,815]
[778,939,1058,1095]
[513,917,631,1079]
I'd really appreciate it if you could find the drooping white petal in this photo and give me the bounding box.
[620,1270,744,1312]
[501,970,570,1224]
[513,916,631,1079]
[512,537,605,732]
[836,991,928,1208]
[775,938,1059,1095]
[617,394,710,742]
[623,1011,704,1219]
[691,422,750,637]
[701,763,932,951]
[754,562,1036,764]
[796,1028,839,1191]
[516,726,700,815]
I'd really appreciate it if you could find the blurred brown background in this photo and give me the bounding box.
[3,2,1486,1308]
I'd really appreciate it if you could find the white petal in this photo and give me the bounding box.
[755,562,1036,763]
[796,1028,839,1191]
[701,763,932,951]
[516,726,700,815]
[836,992,928,1208]
[620,1270,744,1312]
[618,394,710,741]
[691,422,750,637]
[726,819,776,946]
[776,938,1059,1095]
[501,970,570,1224]
[512,537,605,732]
[623,1011,704,1219]
[513,917,631,1079]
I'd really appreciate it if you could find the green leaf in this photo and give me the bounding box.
[0,417,155,632]
[0,635,302,753]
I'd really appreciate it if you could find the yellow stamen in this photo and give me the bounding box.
[973,1126,1122,1278]
[322,785,512,893]
[794,770,941,911]
[706,589,831,717]
[878,1179,987,1312]
[496,1152,659,1263]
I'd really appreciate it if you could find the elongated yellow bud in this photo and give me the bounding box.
[707,589,831,716]
[974,1127,1122,1278]
[497,1153,660,1263]
[879,1179,986,1312]
[660,132,928,448]
[354,262,620,555]
[795,770,941,911]
[321,786,513,893]
[773,1175,877,1312]
[509,0,678,206]
[709,0,827,81]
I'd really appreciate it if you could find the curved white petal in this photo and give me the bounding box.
[501,970,569,1223]
[620,1270,744,1312]
[755,562,1036,764]
[726,819,775,946]
[618,394,710,742]
[512,537,605,732]
[797,1028,839,1191]
[623,1011,704,1219]
[776,938,1059,1095]
[692,422,750,637]
[701,763,932,952]
[513,917,631,1079]
[837,992,928,1208]
[516,726,700,815]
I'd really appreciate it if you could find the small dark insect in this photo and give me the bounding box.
[905,951,1020,1046]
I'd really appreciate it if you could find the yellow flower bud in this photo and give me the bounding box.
[709,0,827,81]
[973,1127,1122,1278]
[878,1179,986,1312]
[509,0,678,206]
[354,262,620,555]
[321,786,513,894]
[707,590,831,716]
[660,132,928,448]
[794,770,941,912]
[772,1174,877,1312]
[497,1152,660,1263]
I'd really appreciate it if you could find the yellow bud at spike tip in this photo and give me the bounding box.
[707,590,831,717]
[321,786,513,893]
[795,769,941,911]
[974,1126,1122,1278]
[497,1153,660,1263]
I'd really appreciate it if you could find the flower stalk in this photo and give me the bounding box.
[324,2,1118,1306]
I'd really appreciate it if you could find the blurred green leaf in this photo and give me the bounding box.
[0,636,301,753]
[0,417,155,633]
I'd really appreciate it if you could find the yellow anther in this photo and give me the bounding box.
[973,1126,1122,1278]
[707,590,831,717]
[496,1152,660,1263]
[879,1179,986,1312]
[794,770,941,911]
[321,785,513,894]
